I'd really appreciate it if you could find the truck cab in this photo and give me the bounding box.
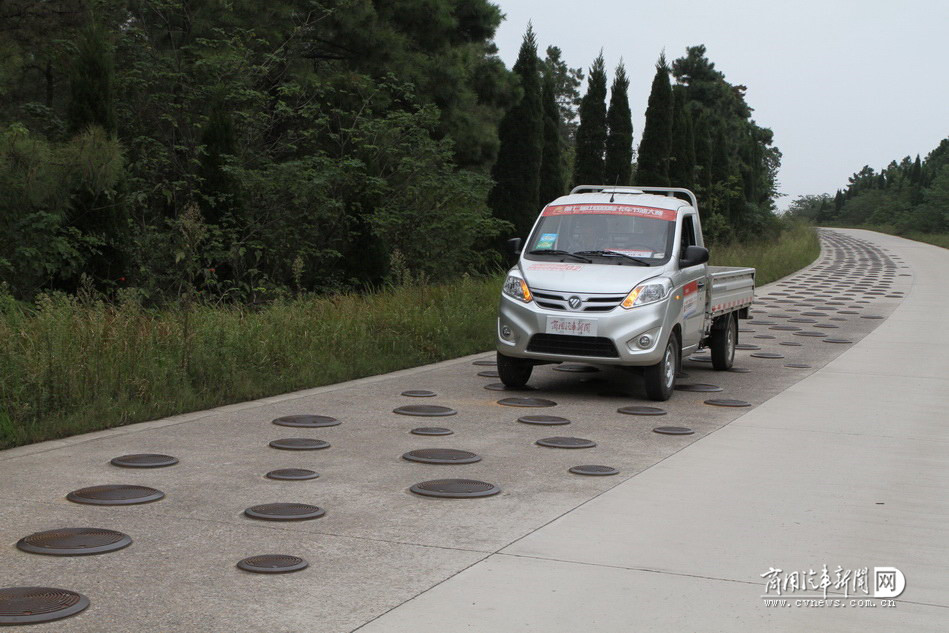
[496,186,754,400]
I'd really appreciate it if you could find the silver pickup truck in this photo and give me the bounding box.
[496,185,755,400]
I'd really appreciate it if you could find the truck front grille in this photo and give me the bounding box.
[526,334,620,358]
[531,291,625,312]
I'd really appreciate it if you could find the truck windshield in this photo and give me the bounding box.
[525,203,676,263]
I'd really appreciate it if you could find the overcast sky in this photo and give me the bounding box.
[492,0,948,210]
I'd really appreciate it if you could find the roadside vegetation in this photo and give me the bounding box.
[709,220,819,285]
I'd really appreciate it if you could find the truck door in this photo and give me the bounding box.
[677,214,707,351]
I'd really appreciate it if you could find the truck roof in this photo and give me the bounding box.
[545,190,694,213]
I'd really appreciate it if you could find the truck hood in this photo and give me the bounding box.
[519,261,663,295]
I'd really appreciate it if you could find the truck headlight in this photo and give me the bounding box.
[621,277,672,309]
[502,275,533,303]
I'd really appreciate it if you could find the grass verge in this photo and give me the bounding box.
[710,220,820,285]
[825,224,949,249]
[1,223,820,449]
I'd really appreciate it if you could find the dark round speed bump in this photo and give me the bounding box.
[750,352,784,359]
[536,437,596,449]
[266,469,319,481]
[784,363,812,369]
[822,338,853,344]
[780,341,803,347]
[67,485,164,506]
[472,359,497,366]
[237,554,309,574]
[753,335,776,340]
[813,323,839,329]
[477,370,500,378]
[0,587,90,626]
[411,427,453,436]
[401,390,436,398]
[244,503,325,521]
[497,397,556,408]
[393,405,458,417]
[16,528,132,556]
[728,367,752,373]
[402,449,481,464]
[861,315,884,319]
[110,454,178,469]
[769,325,800,331]
[674,383,723,392]
[269,438,330,451]
[569,465,619,476]
[704,399,751,407]
[794,331,827,337]
[410,479,500,498]
[272,415,340,428]
[735,344,760,350]
[484,382,536,392]
[553,364,599,373]
[517,415,571,425]
[617,406,667,416]
[652,426,694,435]
[788,318,817,323]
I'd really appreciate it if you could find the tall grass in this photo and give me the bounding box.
[1,223,820,449]
[710,220,820,285]
[0,277,502,449]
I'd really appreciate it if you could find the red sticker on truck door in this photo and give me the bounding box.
[542,204,678,221]
[682,281,700,318]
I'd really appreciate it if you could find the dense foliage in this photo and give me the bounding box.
[0,0,515,301]
[788,138,949,236]
[603,62,632,186]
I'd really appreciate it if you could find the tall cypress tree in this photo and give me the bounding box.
[539,71,565,204]
[604,61,632,186]
[693,111,713,199]
[636,54,673,186]
[668,85,696,190]
[571,53,607,186]
[67,25,115,135]
[488,25,544,237]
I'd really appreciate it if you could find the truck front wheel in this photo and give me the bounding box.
[643,332,679,401]
[497,352,533,387]
[710,314,737,370]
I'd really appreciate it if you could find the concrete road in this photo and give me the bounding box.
[1,229,944,632]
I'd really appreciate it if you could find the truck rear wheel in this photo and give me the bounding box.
[710,314,737,370]
[497,352,533,387]
[643,332,679,401]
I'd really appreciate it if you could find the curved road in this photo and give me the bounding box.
[0,229,945,631]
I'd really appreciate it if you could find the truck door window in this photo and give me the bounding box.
[680,215,696,258]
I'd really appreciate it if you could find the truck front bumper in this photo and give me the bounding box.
[496,294,671,366]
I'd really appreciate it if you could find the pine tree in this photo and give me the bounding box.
[488,25,544,237]
[834,189,844,212]
[668,85,696,190]
[571,53,607,186]
[539,71,565,205]
[604,61,633,186]
[636,54,673,186]
[67,25,115,135]
[693,112,713,198]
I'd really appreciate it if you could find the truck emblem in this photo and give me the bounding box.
[568,296,582,310]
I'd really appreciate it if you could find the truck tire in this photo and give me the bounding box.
[643,332,679,401]
[710,314,736,370]
[497,351,533,387]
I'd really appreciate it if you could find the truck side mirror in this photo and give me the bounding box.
[507,238,523,264]
[679,245,709,268]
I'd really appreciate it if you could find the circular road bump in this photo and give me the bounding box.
[822,338,853,344]
[110,454,178,469]
[244,503,325,521]
[536,437,596,449]
[410,427,454,436]
[401,390,436,398]
[402,449,481,464]
[553,364,599,373]
[67,485,164,506]
[484,382,536,391]
[237,554,309,574]
[16,528,132,557]
[269,438,330,451]
[735,344,760,350]
[617,406,667,416]
[784,363,812,369]
[410,479,501,499]
[497,397,556,408]
[266,469,319,481]
[0,587,90,626]
[750,352,784,359]
[472,359,497,366]
[272,415,340,428]
[517,415,571,425]
[704,399,752,408]
[477,370,500,378]
[652,426,694,435]
[569,465,619,476]
[674,383,723,393]
[393,405,458,417]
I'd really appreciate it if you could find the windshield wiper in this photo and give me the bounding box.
[528,249,592,263]
[573,250,651,266]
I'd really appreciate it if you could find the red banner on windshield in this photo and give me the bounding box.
[542,204,677,221]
